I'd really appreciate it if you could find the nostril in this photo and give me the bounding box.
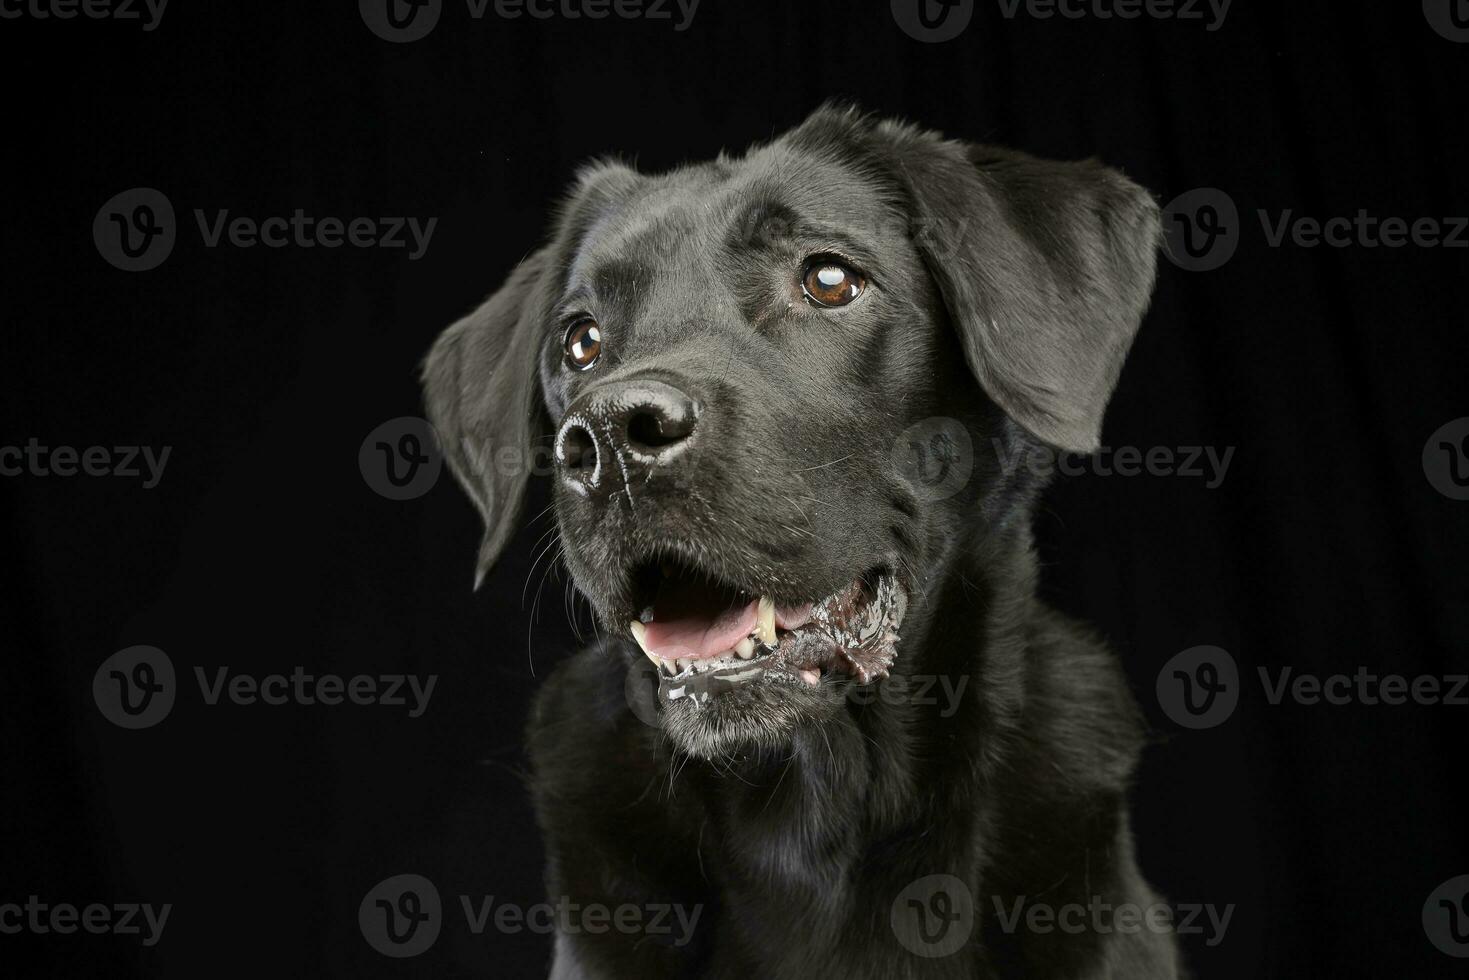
[560,423,598,473]
[627,407,694,453]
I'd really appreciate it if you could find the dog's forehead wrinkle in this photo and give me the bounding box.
[587,258,653,301]
[565,199,640,288]
[744,143,897,216]
[578,154,894,288]
[570,176,701,277]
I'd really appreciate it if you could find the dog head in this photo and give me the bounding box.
[424,105,1160,758]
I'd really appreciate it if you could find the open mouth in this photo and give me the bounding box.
[624,560,908,707]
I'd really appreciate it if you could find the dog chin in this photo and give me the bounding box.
[628,569,909,759]
[656,675,850,760]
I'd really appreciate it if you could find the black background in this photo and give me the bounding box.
[2,0,1467,976]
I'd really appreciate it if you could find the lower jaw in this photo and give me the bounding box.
[656,573,907,708]
[659,648,822,708]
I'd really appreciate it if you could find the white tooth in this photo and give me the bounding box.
[735,636,756,660]
[661,660,677,677]
[629,621,658,666]
[677,658,693,674]
[756,596,777,647]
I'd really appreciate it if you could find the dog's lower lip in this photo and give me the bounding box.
[635,569,907,702]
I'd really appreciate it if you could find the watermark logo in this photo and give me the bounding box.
[94,188,176,272]
[93,646,176,730]
[891,0,974,42]
[360,0,443,42]
[94,655,437,726]
[624,658,663,727]
[1424,876,1469,957]
[893,417,975,502]
[1423,418,1469,501]
[360,875,702,956]
[94,190,438,270]
[360,874,442,958]
[360,417,444,500]
[890,874,975,958]
[1424,0,1469,43]
[1158,654,1462,724]
[1167,187,1469,270]
[1163,187,1239,272]
[1156,645,1238,729]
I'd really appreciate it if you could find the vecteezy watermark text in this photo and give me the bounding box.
[477,0,699,28]
[195,667,437,718]
[995,0,1230,31]
[991,895,1234,948]
[0,0,168,30]
[892,0,1228,43]
[359,874,703,958]
[1165,187,1469,271]
[93,647,439,729]
[1259,210,1469,250]
[458,894,701,944]
[845,674,970,718]
[360,0,700,43]
[1157,646,1469,729]
[1,439,170,488]
[0,897,171,946]
[94,188,438,272]
[624,662,974,729]
[193,210,437,259]
[1258,666,1469,708]
[996,439,1236,489]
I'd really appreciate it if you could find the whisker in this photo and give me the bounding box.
[521,523,563,607]
[792,452,855,473]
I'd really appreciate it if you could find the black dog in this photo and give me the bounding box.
[423,105,1181,978]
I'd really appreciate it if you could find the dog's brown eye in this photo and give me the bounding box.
[802,260,864,308]
[564,319,602,371]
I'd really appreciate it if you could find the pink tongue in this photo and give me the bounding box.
[643,578,758,661]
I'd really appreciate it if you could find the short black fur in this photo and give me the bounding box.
[423,104,1180,978]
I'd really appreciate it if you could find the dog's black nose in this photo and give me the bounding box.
[556,378,699,493]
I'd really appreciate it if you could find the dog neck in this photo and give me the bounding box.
[679,517,1042,902]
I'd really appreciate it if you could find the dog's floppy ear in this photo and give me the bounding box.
[422,249,550,589]
[875,121,1161,452]
[422,160,640,588]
